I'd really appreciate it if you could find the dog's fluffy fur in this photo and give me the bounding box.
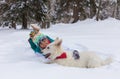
[42,38,112,68]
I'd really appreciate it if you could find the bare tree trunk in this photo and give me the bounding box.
[116,0,120,19]
[96,0,102,21]
[41,21,46,29]
[112,3,117,18]
[72,0,79,23]
[22,12,27,29]
[22,0,28,29]
[11,21,16,29]
[90,0,96,18]
[46,22,50,28]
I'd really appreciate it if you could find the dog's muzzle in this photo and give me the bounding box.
[44,53,51,58]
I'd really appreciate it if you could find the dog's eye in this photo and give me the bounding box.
[47,47,50,49]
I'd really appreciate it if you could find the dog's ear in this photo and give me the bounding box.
[55,39,62,47]
[54,37,59,43]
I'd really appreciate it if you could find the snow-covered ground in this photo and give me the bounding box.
[0,18,120,79]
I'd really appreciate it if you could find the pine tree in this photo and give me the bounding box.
[1,0,47,29]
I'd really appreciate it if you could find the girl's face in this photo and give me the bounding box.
[39,38,50,49]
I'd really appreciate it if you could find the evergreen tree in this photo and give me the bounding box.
[1,0,47,29]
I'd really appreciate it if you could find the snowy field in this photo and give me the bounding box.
[0,18,120,79]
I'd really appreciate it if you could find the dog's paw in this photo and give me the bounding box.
[73,50,80,60]
[43,58,53,64]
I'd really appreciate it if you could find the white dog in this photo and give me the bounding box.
[42,38,112,68]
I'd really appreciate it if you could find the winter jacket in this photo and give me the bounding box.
[28,35,54,55]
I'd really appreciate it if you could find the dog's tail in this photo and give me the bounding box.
[102,57,112,65]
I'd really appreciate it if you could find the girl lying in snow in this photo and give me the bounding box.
[28,24,54,58]
[28,24,84,63]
